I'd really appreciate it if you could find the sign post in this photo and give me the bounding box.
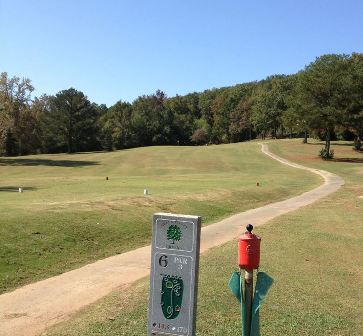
[148,213,201,336]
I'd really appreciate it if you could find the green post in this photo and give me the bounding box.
[230,271,273,336]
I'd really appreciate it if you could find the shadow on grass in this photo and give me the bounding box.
[306,142,354,146]
[331,157,363,163]
[0,186,38,192]
[305,142,324,146]
[332,143,356,146]
[0,158,99,167]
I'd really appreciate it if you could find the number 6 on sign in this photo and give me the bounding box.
[159,255,168,267]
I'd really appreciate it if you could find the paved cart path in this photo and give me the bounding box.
[0,144,344,336]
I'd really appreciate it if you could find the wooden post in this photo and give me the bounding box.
[244,270,254,336]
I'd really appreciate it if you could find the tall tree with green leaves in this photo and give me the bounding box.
[297,54,351,157]
[165,95,194,145]
[0,72,35,155]
[229,97,254,142]
[252,75,295,139]
[283,73,311,142]
[345,53,363,142]
[132,90,173,146]
[49,88,99,153]
[32,94,61,153]
[210,91,230,143]
[99,101,133,150]
[198,89,218,131]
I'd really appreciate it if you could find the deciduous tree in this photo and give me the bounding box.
[0,72,35,155]
[297,54,351,157]
[49,88,99,153]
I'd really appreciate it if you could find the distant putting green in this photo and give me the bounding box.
[0,142,320,293]
[42,140,362,336]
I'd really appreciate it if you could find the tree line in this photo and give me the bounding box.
[0,53,362,157]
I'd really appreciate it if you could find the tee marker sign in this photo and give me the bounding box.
[148,213,201,336]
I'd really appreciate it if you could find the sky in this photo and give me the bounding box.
[1,0,362,106]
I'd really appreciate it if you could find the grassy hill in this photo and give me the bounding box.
[0,142,321,293]
[42,140,362,336]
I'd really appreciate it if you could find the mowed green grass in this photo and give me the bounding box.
[0,142,321,293]
[42,140,362,336]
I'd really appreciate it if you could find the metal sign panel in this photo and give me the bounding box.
[148,213,201,336]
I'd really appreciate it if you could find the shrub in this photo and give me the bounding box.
[338,129,356,141]
[190,128,208,145]
[319,147,334,160]
[353,138,362,151]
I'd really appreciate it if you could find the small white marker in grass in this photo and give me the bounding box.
[19,187,23,193]
[144,189,149,196]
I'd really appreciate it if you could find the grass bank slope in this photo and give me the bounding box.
[0,142,320,293]
[43,140,362,336]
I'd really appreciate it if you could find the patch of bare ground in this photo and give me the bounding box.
[28,190,234,212]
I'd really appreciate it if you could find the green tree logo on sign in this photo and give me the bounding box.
[167,225,182,244]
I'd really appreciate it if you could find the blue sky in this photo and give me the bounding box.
[0,0,362,106]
